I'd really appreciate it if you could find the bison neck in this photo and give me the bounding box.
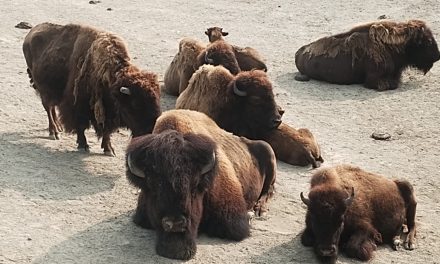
[215,102,259,139]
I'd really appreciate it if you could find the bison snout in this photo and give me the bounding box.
[162,216,188,232]
[318,245,337,257]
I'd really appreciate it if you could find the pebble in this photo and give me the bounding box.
[371,131,391,140]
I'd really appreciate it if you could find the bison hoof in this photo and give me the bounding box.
[294,72,310,82]
[49,133,60,140]
[77,145,90,153]
[404,241,415,250]
[104,150,116,157]
[392,236,402,250]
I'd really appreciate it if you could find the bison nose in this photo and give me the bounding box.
[319,245,337,257]
[162,215,188,232]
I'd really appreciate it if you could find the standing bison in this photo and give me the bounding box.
[300,165,417,263]
[176,64,282,140]
[23,23,161,155]
[125,109,276,260]
[295,20,440,90]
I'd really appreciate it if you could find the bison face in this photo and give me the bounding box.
[301,187,354,262]
[126,130,217,260]
[230,70,282,139]
[407,33,440,74]
[199,41,241,75]
[113,69,161,137]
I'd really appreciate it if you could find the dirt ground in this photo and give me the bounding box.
[1,0,440,263]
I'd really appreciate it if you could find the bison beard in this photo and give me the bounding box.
[22,23,161,155]
[125,110,277,260]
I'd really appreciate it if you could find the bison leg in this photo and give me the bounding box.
[132,190,153,229]
[156,231,196,260]
[203,211,250,241]
[344,225,381,261]
[101,132,115,157]
[395,180,417,250]
[76,128,89,152]
[43,103,60,140]
[51,107,63,132]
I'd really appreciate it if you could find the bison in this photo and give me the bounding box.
[125,109,276,260]
[263,122,323,167]
[295,20,440,90]
[163,37,240,96]
[300,164,417,263]
[23,23,161,155]
[205,26,268,72]
[176,64,282,140]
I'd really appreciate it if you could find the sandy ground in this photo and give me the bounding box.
[1,0,440,263]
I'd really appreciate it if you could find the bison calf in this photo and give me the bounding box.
[263,122,323,168]
[23,23,161,155]
[295,20,440,90]
[300,165,417,263]
[125,109,276,260]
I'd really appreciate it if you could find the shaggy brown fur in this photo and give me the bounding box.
[300,165,417,263]
[263,122,323,167]
[23,22,160,155]
[163,38,240,96]
[126,109,276,260]
[176,64,282,140]
[205,26,268,72]
[295,19,440,90]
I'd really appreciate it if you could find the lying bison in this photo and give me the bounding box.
[205,26,268,72]
[295,20,440,90]
[300,165,417,263]
[125,109,276,260]
[176,64,282,140]
[263,122,323,167]
[23,23,161,155]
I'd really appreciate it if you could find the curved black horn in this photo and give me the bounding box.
[127,153,145,178]
[201,152,216,175]
[345,187,355,206]
[300,192,310,206]
[205,52,214,64]
[233,81,247,96]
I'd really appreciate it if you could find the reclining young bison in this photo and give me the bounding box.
[163,28,267,96]
[176,64,282,140]
[300,165,417,263]
[295,20,440,90]
[23,23,161,155]
[125,109,276,260]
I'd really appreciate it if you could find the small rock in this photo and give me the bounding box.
[89,0,101,4]
[15,22,33,29]
[371,132,391,140]
[107,7,112,11]
[377,15,388,20]
[27,237,32,241]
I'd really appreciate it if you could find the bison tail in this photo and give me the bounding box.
[394,180,417,239]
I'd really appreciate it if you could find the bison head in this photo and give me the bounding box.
[301,187,354,262]
[406,27,440,74]
[126,130,217,260]
[112,66,161,137]
[205,27,229,42]
[198,41,241,75]
[228,70,282,139]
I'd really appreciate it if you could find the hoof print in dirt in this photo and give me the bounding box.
[371,132,391,141]
[15,22,32,29]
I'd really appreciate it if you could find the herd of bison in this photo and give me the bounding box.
[21,18,440,263]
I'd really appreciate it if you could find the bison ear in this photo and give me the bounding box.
[205,30,209,36]
[232,81,247,96]
[120,86,131,95]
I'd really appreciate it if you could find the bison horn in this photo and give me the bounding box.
[345,187,355,206]
[205,52,214,64]
[233,82,247,96]
[120,86,131,95]
[127,153,145,178]
[201,152,216,175]
[300,192,310,206]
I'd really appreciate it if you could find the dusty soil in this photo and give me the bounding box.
[1,0,440,263]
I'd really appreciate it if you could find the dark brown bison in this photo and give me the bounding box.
[205,26,268,72]
[263,122,323,167]
[176,64,282,140]
[125,109,276,260]
[163,37,240,96]
[300,165,417,263]
[23,23,161,155]
[295,20,440,90]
